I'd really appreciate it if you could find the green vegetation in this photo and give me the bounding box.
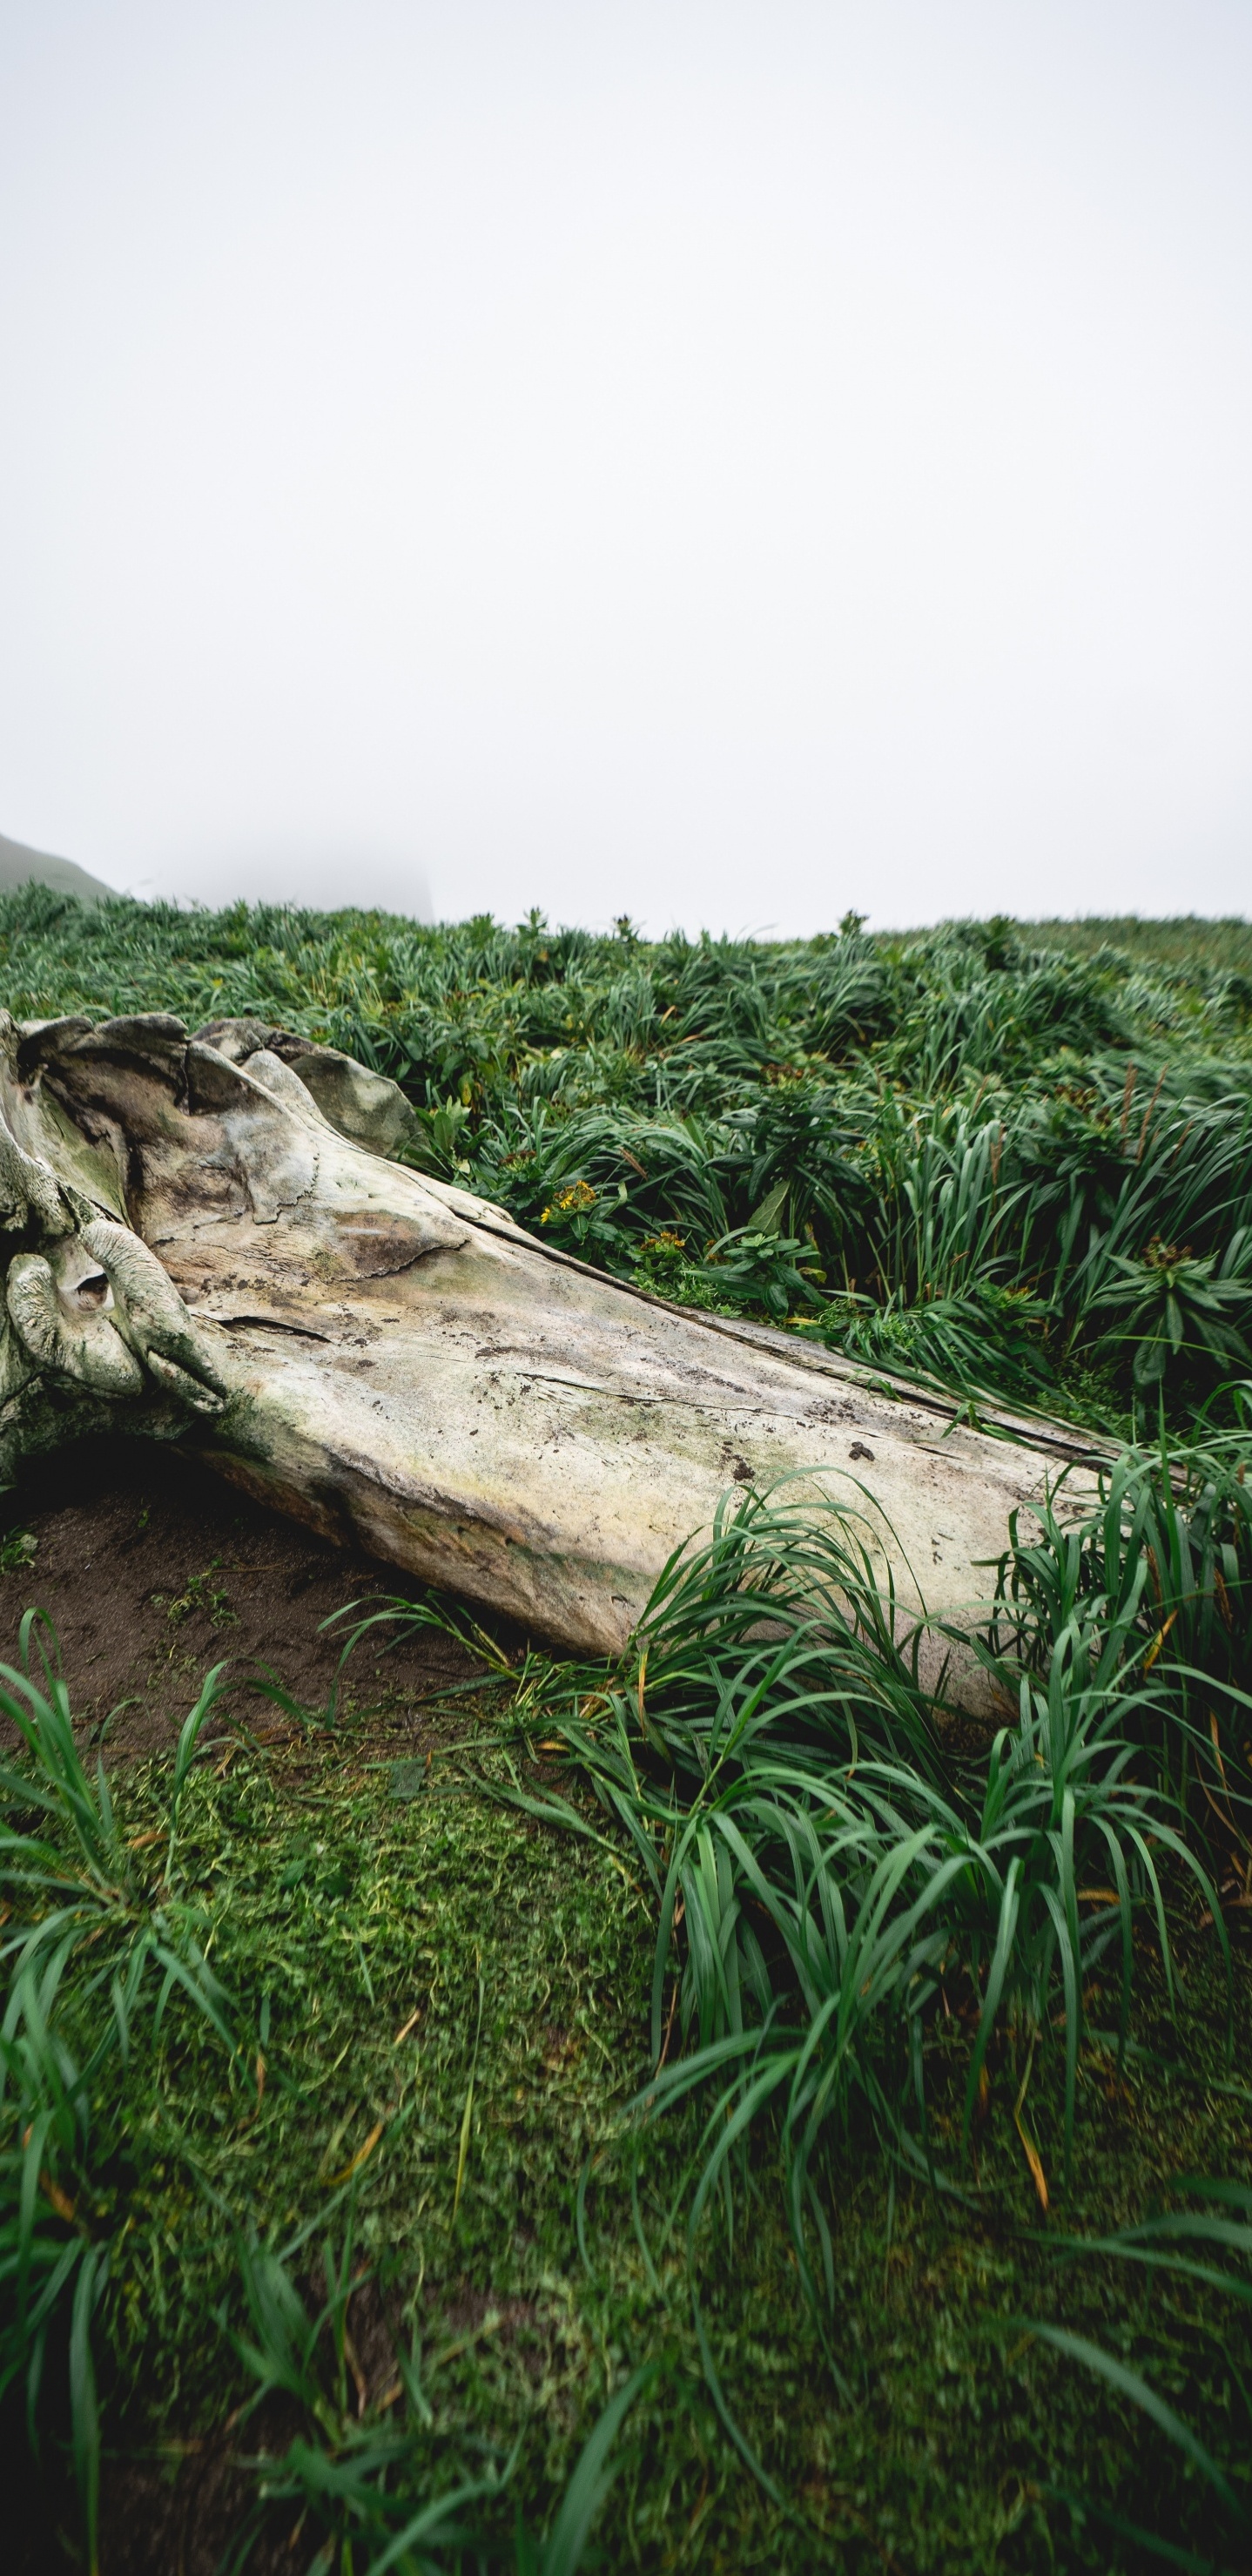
[1013,916,1252,980]
[3,888,1250,1427]
[2,889,1251,2571]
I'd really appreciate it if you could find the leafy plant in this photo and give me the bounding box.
[1089,1233,1252,1389]
[0,1527,37,1576]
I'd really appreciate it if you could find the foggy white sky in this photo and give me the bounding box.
[2,1,1250,934]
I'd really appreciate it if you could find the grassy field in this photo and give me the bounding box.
[1011,916,1252,980]
[2,892,1250,2573]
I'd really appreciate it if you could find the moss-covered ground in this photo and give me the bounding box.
[10,1680,1235,2573]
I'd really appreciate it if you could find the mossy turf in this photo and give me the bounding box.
[18,1690,1242,2573]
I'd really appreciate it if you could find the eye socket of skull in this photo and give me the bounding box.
[71,1267,110,1310]
[49,1236,116,1313]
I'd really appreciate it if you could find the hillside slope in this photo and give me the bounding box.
[0,827,114,902]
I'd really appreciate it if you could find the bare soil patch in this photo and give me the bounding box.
[0,1437,478,1756]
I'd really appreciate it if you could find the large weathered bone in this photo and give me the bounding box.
[0,1010,1104,1692]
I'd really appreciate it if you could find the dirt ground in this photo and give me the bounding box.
[0,1434,480,1756]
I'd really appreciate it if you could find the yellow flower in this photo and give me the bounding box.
[540,1181,597,1223]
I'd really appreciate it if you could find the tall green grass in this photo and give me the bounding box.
[319,1426,1252,2564]
[0,1628,654,2575]
[0,1619,234,2570]
[368,1447,1244,2260]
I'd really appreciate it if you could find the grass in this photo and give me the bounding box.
[9,1662,1250,2573]
[1,889,1251,2571]
[4,1669,1247,2576]
[1011,917,1252,980]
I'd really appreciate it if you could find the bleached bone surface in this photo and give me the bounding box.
[0,1010,1104,1689]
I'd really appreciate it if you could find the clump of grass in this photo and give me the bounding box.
[422,1464,1237,2260]
[326,1432,1251,2563]
[0,1616,236,2569]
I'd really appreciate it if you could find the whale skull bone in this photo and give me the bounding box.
[0,1009,1107,1706]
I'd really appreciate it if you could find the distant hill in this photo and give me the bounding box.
[0,831,115,904]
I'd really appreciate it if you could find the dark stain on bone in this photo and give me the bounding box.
[330,1211,468,1278]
